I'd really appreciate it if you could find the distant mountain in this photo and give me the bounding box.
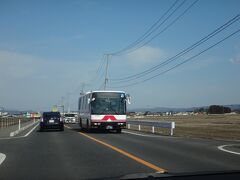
[224,104,240,110]
[3,104,240,114]
[129,104,240,113]
[129,107,196,113]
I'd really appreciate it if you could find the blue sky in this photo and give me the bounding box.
[0,0,239,111]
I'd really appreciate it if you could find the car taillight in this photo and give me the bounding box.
[60,117,63,122]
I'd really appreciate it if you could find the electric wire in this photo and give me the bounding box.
[108,14,240,84]
[111,0,180,56]
[90,54,106,83]
[115,0,199,56]
[108,28,240,88]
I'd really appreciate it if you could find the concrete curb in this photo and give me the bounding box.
[10,120,39,137]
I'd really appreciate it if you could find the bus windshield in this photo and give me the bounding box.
[91,92,126,115]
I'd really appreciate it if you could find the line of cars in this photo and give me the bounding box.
[39,112,78,132]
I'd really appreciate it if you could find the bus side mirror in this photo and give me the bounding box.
[88,97,95,104]
[126,94,131,104]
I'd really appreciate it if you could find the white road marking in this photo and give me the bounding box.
[0,123,39,140]
[122,130,160,138]
[10,120,39,137]
[24,123,39,137]
[218,144,240,155]
[0,136,25,140]
[0,153,6,165]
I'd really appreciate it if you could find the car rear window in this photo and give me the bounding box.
[65,114,75,117]
[43,112,60,119]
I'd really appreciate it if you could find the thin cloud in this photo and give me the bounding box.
[0,50,95,110]
[229,56,240,64]
[72,34,85,40]
[0,50,40,79]
[125,46,166,67]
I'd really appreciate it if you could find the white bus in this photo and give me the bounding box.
[78,91,130,133]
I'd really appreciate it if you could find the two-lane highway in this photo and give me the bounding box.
[0,124,240,179]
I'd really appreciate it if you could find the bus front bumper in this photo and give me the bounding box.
[90,122,126,129]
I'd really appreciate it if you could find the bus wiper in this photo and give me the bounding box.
[109,107,118,115]
[109,102,119,115]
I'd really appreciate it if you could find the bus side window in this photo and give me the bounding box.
[87,94,90,111]
[88,94,90,111]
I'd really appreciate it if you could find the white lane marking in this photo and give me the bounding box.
[10,120,39,137]
[122,130,160,138]
[0,153,6,165]
[24,124,39,137]
[0,124,39,140]
[0,136,25,140]
[218,144,240,155]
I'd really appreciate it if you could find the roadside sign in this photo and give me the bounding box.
[51,106,58,112]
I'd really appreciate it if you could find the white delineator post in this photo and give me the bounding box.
[170,122,175,136]
[152,126,155,134]
[18,119,21,130]
[128,124,130,129]
[138,125,141,131]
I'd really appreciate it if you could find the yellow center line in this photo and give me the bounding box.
[78,131,167,173]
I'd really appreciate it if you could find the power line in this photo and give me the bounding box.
[69,54,106,95]
[98,82,105,90]
[111,0,181,56]
[61,0,198,96]
[103,54,111,90]
[112,0,198,56]
[116,0,199,56]
[89,54,107,84]
[108,14,240,84]
[108,28,240,88]
[86,54,112,90]
[60,55,107,105]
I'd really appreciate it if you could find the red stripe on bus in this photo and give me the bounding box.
[91,119,126,122]
[102,115,117,120]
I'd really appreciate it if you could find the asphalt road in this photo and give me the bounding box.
[0,123,240,179]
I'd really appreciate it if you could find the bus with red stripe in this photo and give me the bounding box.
[78,91,130,133]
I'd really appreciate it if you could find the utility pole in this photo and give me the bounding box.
[67,93,70,113]
[61,97,64,115]
[81,83,86,94]
[104,54,111,90]
[66,91,75,113]
[80,82,88,95]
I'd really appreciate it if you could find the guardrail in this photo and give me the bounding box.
[0,117,32,128]
[127,120,175,136]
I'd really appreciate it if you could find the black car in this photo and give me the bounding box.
[40,112,64,131]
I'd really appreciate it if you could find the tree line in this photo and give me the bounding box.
[194,105,231,114]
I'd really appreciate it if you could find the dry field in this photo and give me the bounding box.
[129,114,240,140]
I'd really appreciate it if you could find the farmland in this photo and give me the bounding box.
[129,114,240,140]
